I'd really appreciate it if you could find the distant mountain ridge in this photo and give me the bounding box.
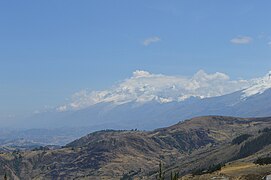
[18,74,271,131]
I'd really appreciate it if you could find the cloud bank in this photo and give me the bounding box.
[57,70,255,112]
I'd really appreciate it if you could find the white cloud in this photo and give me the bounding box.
[268,41,271,46]
[57,70,256,111]
[56,105,68,112]
[230,36,252,44]
[143,36,161,46]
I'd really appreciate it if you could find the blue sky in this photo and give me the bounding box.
[1,1,271,118]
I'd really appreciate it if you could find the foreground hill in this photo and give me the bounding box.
[1,116,271,179]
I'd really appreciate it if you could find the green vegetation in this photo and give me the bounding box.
[170,171,179,180]
[254,157,271,165]
[156,162,179,180]
[231,134,252,145]
[157,162,165,180]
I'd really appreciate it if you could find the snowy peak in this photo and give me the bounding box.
[56,70,253,112]
[242,71,271,99]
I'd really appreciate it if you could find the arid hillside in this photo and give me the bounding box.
[1,116,271,179]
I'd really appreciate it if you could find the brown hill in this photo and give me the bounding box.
[1,116,271,179]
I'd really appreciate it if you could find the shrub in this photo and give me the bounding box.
[254,157,271,165]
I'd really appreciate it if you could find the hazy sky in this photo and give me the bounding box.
[1,1,271,118]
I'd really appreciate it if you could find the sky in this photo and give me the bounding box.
[1,1,271,118]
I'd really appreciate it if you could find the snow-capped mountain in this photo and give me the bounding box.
[56,70,253,111]
[18,70,271,131]
[242,71,271,99]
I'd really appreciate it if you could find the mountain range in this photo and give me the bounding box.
[17,71,271,131]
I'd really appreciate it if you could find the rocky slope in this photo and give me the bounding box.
[1,116,271,179]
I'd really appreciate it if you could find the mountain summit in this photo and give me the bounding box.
[56,70,254,112]
[242,71,271,99]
